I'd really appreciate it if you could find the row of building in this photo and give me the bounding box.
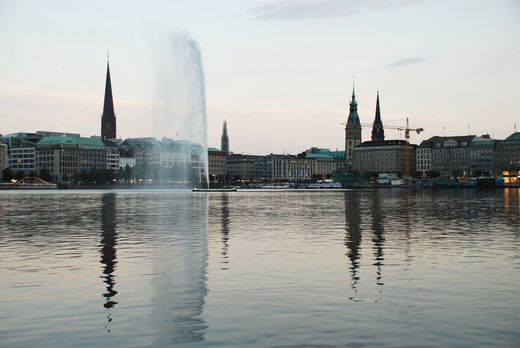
[0,132,207,182]
[342,87,519,182]
[1,60,518,184]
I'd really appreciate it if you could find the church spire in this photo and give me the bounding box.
[101,58,116,140]
[371,91,384,142]
[345,84,362,164]
[347,85,359,123]
[221,121,229,154]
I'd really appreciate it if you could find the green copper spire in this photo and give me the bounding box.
[347,86,360,123]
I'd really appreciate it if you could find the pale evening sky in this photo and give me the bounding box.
[1,0,519,155]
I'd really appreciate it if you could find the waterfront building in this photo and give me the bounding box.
[352,140,416,175]
[101,61,117,140]
[226,154,258,180]
[254,155,273,180]
[420,135,475,177]
[270,154,313,181]
[371,92,385,142]
[208,147,227,181]
[221,121,229,154]
[469,135,494,176]
[302,148,343,179]
[123,138,161,165]
[1,132,42,173]
[36,136,106,182]
[416,146,431,176]
[493,132,520,183]
[103,139,120,171]
[345,87,362,166]
[0,143,7,178]
[118,142,136,168]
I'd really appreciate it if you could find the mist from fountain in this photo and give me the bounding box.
[153,31,208,187]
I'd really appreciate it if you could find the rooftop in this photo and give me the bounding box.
[38,136,105,147]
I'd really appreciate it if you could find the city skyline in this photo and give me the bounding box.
[1,0,519,155]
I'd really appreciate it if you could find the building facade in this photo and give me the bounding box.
[469,137,494,176]
[226,154,258,180]
[208,147,227,181]
[493,132,520,183]
[1,132,42,173]
[416,146,432,175]
[352,140,416,175]
[420,136,475,177]
[0,143,7,179]
[36,136,106,182]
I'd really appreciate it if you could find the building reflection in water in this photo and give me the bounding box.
[504,188,520,217]
[344,192,362,296]
[371,191,385,287]
[100,193,118,332]
[151,194,209,345]
[221,193,230,267]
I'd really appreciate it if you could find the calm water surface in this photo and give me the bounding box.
[1,189,519,347]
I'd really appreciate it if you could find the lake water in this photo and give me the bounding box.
[1,189,519,347]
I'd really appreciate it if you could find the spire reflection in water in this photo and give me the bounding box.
[371,190,385,287]
[220,193,230,268]
[100,193,118,332]
[344,192,362,297]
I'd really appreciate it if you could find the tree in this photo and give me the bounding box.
[15,171,25,181]
[39,168,52,182]
[1,168,13,182]
[426,170,441,179]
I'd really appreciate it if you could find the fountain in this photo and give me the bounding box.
[153,31,209,188]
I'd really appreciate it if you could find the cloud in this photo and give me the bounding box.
[250,0,423,20]
[386,57,425,69]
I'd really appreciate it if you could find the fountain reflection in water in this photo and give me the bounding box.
[151,193,209,345]
[153,31,209,187]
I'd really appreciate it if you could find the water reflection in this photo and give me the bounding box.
[371,191,385,287]
[221,194,230,266]
[344,192,362,295]
[151,194,209,345]
[100,193,118,332]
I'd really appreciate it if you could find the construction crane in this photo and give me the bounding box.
[365,118,423,179]
[344,117,424,178]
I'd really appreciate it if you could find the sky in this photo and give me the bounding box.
[1,0,519,155]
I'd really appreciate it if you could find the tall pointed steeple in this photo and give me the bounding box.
[221,121,229,154]
[101,58,116,140]
[345,83,362,164]
[347,85,360,124]
[371,91,384,142]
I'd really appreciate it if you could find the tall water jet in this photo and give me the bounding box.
[153,31,208,187]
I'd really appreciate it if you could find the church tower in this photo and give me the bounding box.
[101,60,116,140]
[221,121,229,154]
[345,87,362,164]
[371,91,384,142]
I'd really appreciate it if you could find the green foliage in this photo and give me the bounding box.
[38,168,52,182]
[426,170,441,179]
[1,168,13,182]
